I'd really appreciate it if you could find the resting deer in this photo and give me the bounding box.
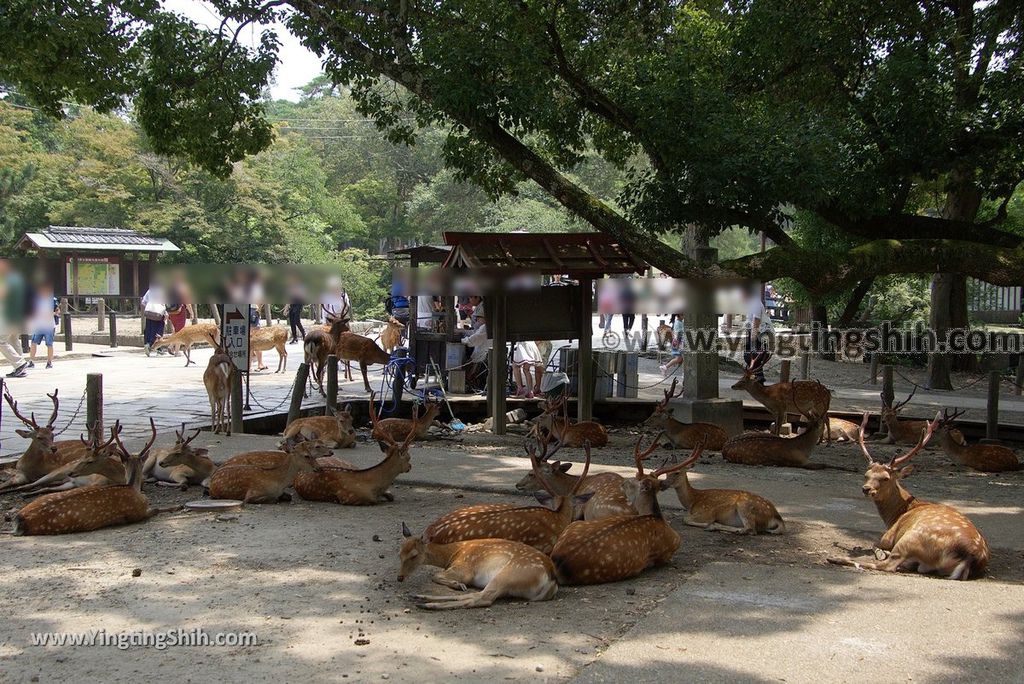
[801,416,862,444]
[657,438,785,534]
[828,413,990,580]
[513,434,633,520]
[249,325,289,373]
[550,434,684,585]
[642,378,728,450]
[531,393,609,448]
[369,396,440,446]
[204,345,233,435]
[143,424,215,489]
[14,425,124,497]
[283,404,357,448]
[293,421,416,504]
[722,388,826,468]
[1,389,89,492]
[935,409,1021,472]
[731,355,832,438]
[152,322,219,366]
[380,317,405,353]
[880,388,931,445]
[398,522,558,610]
[208,440,332,503]
[12,419,158,536]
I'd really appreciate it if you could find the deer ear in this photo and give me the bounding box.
[193,448,210,457]
[557,462,572,473]
[401,521,412,538]
[15,429,32,438]
[897,465,914,479]
[532,491,554,507]
[574,491,595,504]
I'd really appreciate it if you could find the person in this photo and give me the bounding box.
[389,280,410,325]
[513,341,546,398]
[468,295,485,331]
[247,270,267,371]
[286,276,307,344]
[620,279,637,333]
[597,280,616,332]
[744,282,772,383]
[660,313,685,377]
[141,281,167,356]
[462,320,491,393]
[0,259,29,377]
[27,280,58,369]
[165,270,193,356]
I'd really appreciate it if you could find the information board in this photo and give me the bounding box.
[221,304,250,372]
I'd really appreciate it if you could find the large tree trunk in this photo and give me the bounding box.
[810,303,833,361]
[949,274,976,372]
[837,278,874,327]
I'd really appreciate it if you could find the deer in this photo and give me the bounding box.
[249,325,289,373]
[420,441,594,554]
[304,308,351,395]
[283,404,357,448]
[0,388,90,492]
[151,322,219,366]
[880,388,931,445]
[208,439,333,503]
[398,522,559,610]
[801,415,862,444]
[204,344,233,435]
[12,419,158,536]
[13,424,125,497]
[293,421,417,504]
[531,393,609,448]
[143,424,216,490]
[827,413,990,580]
[380,316,405,353]
[731,354,832,438]
[935,409,1021,472]
[641,378,728,450]
[549,434,684,585]
[655,320,673,351]
[369,396,440,446]
[722,387,826,469]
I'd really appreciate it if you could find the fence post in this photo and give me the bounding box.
[1016,356,1024,397]
[986,370,1000,442]
[86,373,103,441]
[19,334,29,353]
[779,359,791,384]
[230,371,244,435]
[263,303,273,326]
[287,362,310,425]
[62,313,73,351]
[869,354,879,385]
[97,298,105,332]
[108,313,118,348]
[326,354,339,414]
[799,352,810,380]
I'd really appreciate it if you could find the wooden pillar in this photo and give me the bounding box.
[578,278,594,422]
[986,370,1000,441]
[132,251,140,314]
[779,360,791,384]
[86,373,103,441]
[71,254,80,311]
[97,298,105,332]
[488,293,508,434]
[881,365,894,414]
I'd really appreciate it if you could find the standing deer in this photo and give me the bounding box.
[209,440,332,503]
[380,317,405,353]
[283,404,357,448]
[731,357,832,437]
[0,389,89,492]
[936,409,1021,472]
[549,434,684,585]
[304,310,350,395]
[398,522,558,610]
[531,393,609,448]
[641,378,728,450]
[293,421,416,504]
[369,396,439,446]
[14,425,124,496]
[722,388,826,468]
[152,322,219,366]
[828,413,990,580]
[143,424,215,489]
[12,419,158,536]
[204,344,233,435]
[880,388,931,445]
[249,325,289,373]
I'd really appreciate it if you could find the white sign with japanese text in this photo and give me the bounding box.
[221,304,250,372]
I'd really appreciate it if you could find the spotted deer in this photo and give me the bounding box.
[398,522,558,610]
[249,325,289,373]
[12,419,158,536]
[722,388,826,469]
[936,409,1021,472]
[380,317,405,353]
[642,378,728,450]
[549,434,684,585]
[369,396,440,446]
[15,424,125,497]
[304,304,351,395]
[880,388,931,445]
[0,389,90,492]
[420,441,594,554]
[828,413,990,580]
[208,440,332,503]
[283,404,357,448]
[204,345,233,435]
[531,393,609,448]
[152,322,219,366]
[806,416,862,444]
[731,356,832,438]
[143,425,215,489]
[293,421,416,504]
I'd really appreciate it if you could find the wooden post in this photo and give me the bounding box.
[326,354,339,414]
[881,365,894,411]
[799,352,810,380]
[578,278,594,422]
[131,252,140,314]
[71,255,80,311]
[869,353,879,385]
[1015,356,1023,397]
[779,359,791,384]
[488,293,508,434]
[230,370,244,435]
[287,362,310,425]
[97,298,105,332]
[209,298,222,326]
[86,373,103,441]
[263,302,272,326]
[108,313,117,348]
[986,370,1000,442]
[62,313,73,351]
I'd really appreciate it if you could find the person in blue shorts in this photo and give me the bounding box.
[27,280,58,369]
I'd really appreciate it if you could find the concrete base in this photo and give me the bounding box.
[669,397,744,436]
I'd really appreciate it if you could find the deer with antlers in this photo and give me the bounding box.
[828,413,990,580]
[0,389,91,492]
[143,424,216,490]
[531,393,609,448]
[731,355,832,438]
[642,378,728,450]
[283,404,357,448]
[880,388,932,445]
[12,419,158,536]
[151,322,219,366]
[935,409,1021,472]
[293,421,416,505]
[304,305,351,394]
[208,439,333,503]
[204,344,233,435]
[12,424,125,497]
[549,434,684,585]
[397,523,559,610]
[369,396,440,447]
[722,387,827,468]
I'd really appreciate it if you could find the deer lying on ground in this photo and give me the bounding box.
[0,389,90,492]
[642,378,728,450]
[249,325,289,373]
[283,404,357,448]
[880,388,931,445]
[204,345,233,435]
[550,434,685,585]
[143,424,215,489]
[828,413,990,580]
[14,425,125,497]
[208,440,332,503]
[293,422,416,504]
[514,434,633,520]
[722,389,826,468]
[801,415,862,444]
[935,409,1021,472]
[657,438,786,534]
[731,356,832,438]
[369,396,440,446]
[398,522,558,610]
[531,394,609,448]
[380,317,404,353]
[13,419,158,535]
[152,322,219,366]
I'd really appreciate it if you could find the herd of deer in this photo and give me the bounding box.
[0,351,1015,610]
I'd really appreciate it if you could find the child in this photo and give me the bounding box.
[27,281,58,369]
[660,313,685,377]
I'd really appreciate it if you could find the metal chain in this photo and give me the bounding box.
[892,368,989,394]
[52,388,87,437]
[246,382,295,413]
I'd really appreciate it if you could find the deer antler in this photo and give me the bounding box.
[180,423,201,446]
[857,412,875,465]
[939,407,966,428]
[889,411,941,468]
[570,442,591,495]
[633,432,665,476]
[652,436,705,477]
[893,386,917,411]
[400,403,420,449]
[658,378,682,410]
[4,389,39,429]
[45,389,59,428]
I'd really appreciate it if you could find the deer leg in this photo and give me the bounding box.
[277,344,287,373]
[23,481,76,497]
[416,589,501,610]
[682,514,713,529]
[0,474,31,493]
[379,491,395,502]
[360,362,371,393]
[827,552,908,573]
[429,568,473,591]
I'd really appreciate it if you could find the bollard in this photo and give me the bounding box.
[62,313,73,351]
[881,365,894,410]
[799,352,810,380]
[1016,356,1023,397]
[231,370,245,435]
[869,354,879,385]
[986,370,1000,442]
[97,298,105,332]
[326,354,339,414]
[108,313,118,347]
[779,359,791,384]
[287,362,311,425]
[19,334,29,353]
[263,303,272,326]
[86,373,103,441]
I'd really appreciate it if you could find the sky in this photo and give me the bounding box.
[161,0,324,101]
